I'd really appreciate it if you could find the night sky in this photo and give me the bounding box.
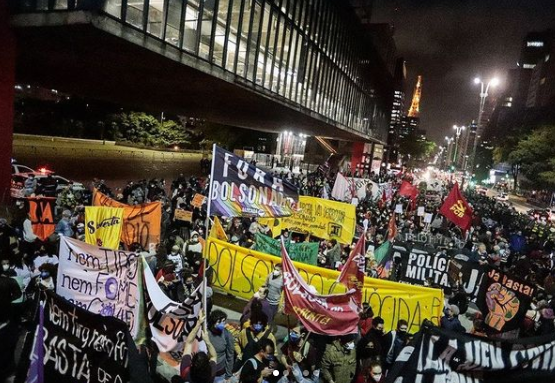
[372,0,555,143]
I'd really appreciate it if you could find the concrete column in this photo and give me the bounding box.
[0,2,15,204]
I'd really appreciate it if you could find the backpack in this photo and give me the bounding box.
[241,328,271,366]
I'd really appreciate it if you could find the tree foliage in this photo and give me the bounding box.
[109,112,190,147]
[508,125,555,188]
[398,132,437,164]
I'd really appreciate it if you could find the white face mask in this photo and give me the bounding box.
[2,264,9,271]
[371,373,382,381]
[273,270,281,276]
[345,341,355,350]
[253,292,260,299]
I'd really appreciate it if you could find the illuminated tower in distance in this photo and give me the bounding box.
[399,75,423,138]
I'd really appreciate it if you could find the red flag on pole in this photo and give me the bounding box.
[439,182,473,232]
[280,241,359,335]
[398,181,417,197]
[387,214,398,241]
[337,235,366,307]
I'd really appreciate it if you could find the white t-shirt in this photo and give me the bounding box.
[34,254,59,270]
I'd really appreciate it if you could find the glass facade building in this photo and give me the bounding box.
[12,0,392,142]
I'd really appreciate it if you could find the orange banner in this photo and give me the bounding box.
[93,189,161,251]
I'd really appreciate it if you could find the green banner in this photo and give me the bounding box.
[254,233,319,265]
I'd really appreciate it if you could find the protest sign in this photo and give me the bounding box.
[142,257,204,352]
[389,242,485,298]
[388,323,555,383]
[191,193,206,209]
[395,204,403,213]
[208,145,299,217]
[281,242,359,335]
[93,189,162,250]
[477,267,535,332]
[417,206,425,216]
[85,206,124,249]
[142,258,204,352]
[261,196,357,244]
[206,237,443,333]
[254,233,318,265]
[25,197,56,241]
[331,174,378,202]
[424,213,433,223]
[56,236,143,338]
[33,291,130,383]
[174,209,193,222]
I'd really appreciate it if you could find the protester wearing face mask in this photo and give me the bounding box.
[177,271,196,301]
[38,265,55,291]
[33,246,59,271]
[239,338,276,383]
[206,310,235,383]
[0,259,16,277]
[241,287,272,328]
[264,264,284,324]
[167,245,184,275]
[383,320,409,372]
[234,311,276,371]
[356,361,384,383]
[321,334,357,383]
[358,317,386,363]
[184,231,203,273]
[280,327,318,377]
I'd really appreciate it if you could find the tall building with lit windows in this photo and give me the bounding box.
[387,58,406,163]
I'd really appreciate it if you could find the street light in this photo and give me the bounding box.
[452,125,465,167]
[469,77,499,170]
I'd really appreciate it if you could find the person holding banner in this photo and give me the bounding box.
[179,311,218,383]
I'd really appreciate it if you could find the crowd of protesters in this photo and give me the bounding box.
[2,164,555,383]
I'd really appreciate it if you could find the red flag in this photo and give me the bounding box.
[439,182,473,232]
[280,241,359,335]
[398,181,417,197]
[387,214,398,240]
[337,236,366,307]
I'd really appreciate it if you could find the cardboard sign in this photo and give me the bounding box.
[174,209,193,222]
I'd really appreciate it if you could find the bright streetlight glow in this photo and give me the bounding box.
[474,77,481,84]
[490,78,500,86]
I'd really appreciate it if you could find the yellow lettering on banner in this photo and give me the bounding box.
[206,238,444,333]
[260,196,356,244]
[450,200,466,218]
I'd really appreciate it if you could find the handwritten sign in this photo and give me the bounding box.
[191,193,207,209]
[56,236,142,338]
[174,209,193,222]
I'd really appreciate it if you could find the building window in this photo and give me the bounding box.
[527,41,544,47]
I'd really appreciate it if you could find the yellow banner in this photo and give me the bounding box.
[85,206,124,249]
[260,196,357,244]
[93,189,162,251]
[206,238,443,333]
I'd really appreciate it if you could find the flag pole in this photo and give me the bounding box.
[203,143,217,324]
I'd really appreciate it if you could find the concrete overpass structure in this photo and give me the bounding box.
[1,0,394,200]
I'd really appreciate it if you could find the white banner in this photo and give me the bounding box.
[142,257,204,352]
[332,173,380,202]
[57,236,142,337]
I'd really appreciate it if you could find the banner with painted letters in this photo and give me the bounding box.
[93,188,162,251]
[209,145,299,217]
[142,257,203,352]
[207,237,443,333]
[387,323,555,383]
[476,267,535,333]
[389,242,485,298]
[33,291,130,383]
[25,196,56,241]
[260,196,357,244]
[56,236,143,338]
[254,233,318,265]
[331,173,379,202]
[85,206,124,249]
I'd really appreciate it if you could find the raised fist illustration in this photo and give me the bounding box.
[485,282,520,331]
